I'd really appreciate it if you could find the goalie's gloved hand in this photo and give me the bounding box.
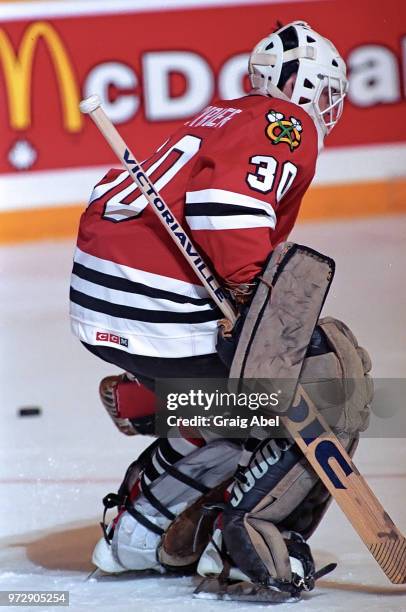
[216,306,249,369]
[99,374,156,436]
[306,324,331,356]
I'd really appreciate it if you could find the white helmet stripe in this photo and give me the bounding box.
[250,46,316,68]
[249,53,277,67]
[283,46,316,62]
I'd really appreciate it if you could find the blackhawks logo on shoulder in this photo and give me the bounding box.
[266,110,302,151]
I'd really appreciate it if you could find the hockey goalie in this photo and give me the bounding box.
[69,21,373,602]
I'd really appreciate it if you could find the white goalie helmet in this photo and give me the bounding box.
[249,21,348,147]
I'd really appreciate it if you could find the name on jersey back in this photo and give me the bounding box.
[187,105,242,129]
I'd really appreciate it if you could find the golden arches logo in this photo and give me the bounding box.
[266,110,302,151]
[0,21,82,132]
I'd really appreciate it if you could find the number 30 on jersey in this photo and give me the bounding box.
[246,155,297,202]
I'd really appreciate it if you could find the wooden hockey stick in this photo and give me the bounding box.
[80,95,406,584]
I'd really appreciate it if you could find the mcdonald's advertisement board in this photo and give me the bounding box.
[0,0,405,241]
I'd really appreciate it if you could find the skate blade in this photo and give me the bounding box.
[193,577,298,603]
[85,567,103,581]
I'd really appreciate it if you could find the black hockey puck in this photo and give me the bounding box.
[18,407,42,417]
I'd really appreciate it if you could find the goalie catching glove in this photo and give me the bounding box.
[99,373,157,436]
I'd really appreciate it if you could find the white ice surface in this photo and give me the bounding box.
[1,215,406,611]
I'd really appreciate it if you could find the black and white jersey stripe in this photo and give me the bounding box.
[69,247,221,358]
[185,188,276,231]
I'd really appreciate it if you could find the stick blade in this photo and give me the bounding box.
[369,534,406,584]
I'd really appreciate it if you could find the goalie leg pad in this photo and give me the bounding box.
[110,439,241,571]
[279,437,358,540]
[223,439,306,586]
[218,432,359,589]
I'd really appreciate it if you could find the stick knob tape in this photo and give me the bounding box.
[79,95,101,114]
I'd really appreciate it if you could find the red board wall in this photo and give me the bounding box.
[0,0,405,174]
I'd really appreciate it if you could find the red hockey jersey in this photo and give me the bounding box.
[70,94,318,359]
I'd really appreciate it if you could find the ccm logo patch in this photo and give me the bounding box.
[96,331,128,348]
